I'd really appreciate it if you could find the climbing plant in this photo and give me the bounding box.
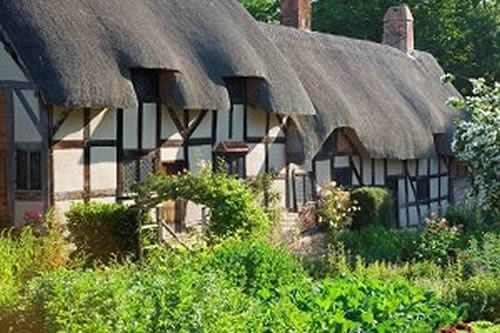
[133,169,270,243]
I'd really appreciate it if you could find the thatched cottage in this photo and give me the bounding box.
[0,0,466,229]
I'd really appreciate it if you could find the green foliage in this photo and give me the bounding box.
[303,275,458,332]
[415,216,460,265]
[455,274,500,323]
[336,225,420,263]
[134,170,270,242]
[66,202,140,264]
[464,233,500,276]
[239,0,279,24]
[206,238,308,298]
[447,78,500,214]
[445,205,486,233]
[0,215,68,310]
[351,187,394,229]
[470,321,500,333]
[312,0,500,95]
[246,173,282,225]
[317,183,359,233]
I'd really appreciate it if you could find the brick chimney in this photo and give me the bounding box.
[280,0,312,31]
[383,4,414,54]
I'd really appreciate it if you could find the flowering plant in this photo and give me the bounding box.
[24,210,44,226]
[415,215,460,265]
[317,182,359,233]
[442,76,499,214]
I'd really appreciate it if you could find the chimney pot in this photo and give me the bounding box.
[280,0,312,31]
[383,4,414,54]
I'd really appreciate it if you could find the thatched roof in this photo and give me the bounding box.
[0,0,315,114]
[263,24,461,161]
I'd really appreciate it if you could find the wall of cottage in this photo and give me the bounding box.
[0,42,46,227]
[50,98,288,228]
[308,129,451,227]
[0,89,9,227]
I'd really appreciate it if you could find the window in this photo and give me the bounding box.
[131,69,160,102]
[333,167,352,187]
[16,149,42,190]
[225,78,245,104]
[214,142,248,179]
[122,151,156,194]
[416,178,430,202]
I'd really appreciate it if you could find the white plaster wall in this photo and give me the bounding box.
[188,145,212,174]
[191,110,212,138]
[409,206,419,226]
[161,147,184,162]
[246,144,265,177]
[374,159,385,185]
[14,201,44,227]
[232,104,244,141]
[398,178,407,205]
[430,178,440,199]
[352,156,361,185]
[0,44,28,81]
[216,110,230,142]
[387,160,403,176]
[90,108,116,140]
[53,149,84,193]
[247,108,267,137]
[407,160,417,177]
[441,176,449,196]
[14,90,41,142]
[90,147,117,191]
[399,208,407,226]
[123,107,138,149]
[142,103,156,149]
[185,202,204,227]
[161,106,183,141]
[362,158,372,185]
[268,115,284,138]
[53,108,84,140]
[272,179,287,208]
[430,157,439,175]
[315,159,330,186]
[334,156,349,168]
[418,159,428,175]
[268,143,286,174]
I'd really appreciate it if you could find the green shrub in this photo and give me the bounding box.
[464,233,500,276]
[317,183,359,233]
[302,275,459,332]
[455,274,500,322]
[470,321,500,332]
[351,187,394,229]
[336,225,420,263]
[134,170,270,242]
[415,216,460,265]
[445,206,485,233]
[66,202,140,264]
[206,238,308,298]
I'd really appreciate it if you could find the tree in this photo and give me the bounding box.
[239,0,280,24]
[443,75,500,214]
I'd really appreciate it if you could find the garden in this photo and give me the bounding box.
[0,79,498,332]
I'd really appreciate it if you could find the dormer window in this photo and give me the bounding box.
[131,69,160,102]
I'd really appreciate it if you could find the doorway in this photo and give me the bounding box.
[161,160,187,232]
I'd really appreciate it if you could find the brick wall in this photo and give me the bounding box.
[280,0,312,31]
[0,89,9,227]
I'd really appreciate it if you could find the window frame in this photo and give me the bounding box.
[15,146,42,191]
[416,177,430,202]
[333,166,353,187]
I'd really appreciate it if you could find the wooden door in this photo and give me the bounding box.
[161,161,187,232]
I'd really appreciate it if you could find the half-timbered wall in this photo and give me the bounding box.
[0,42,47,227]
[310,129,451,227]
[48,78,288,227]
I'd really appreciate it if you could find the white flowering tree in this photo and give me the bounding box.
[442,75,500,214]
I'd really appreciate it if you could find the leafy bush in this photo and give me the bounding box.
[246,173,282,225]
[445,206,485,233]
[455,274,500,322]
[206,238,308,298]
[66,202,140,264]
[0,215,68,309]
[317,182,359,233]
[336,225,420,263]
[351,187,394,229]
[464,233,500,276]
[301,275,459,332]
[415,216,460,265]
[134,170,270,242]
